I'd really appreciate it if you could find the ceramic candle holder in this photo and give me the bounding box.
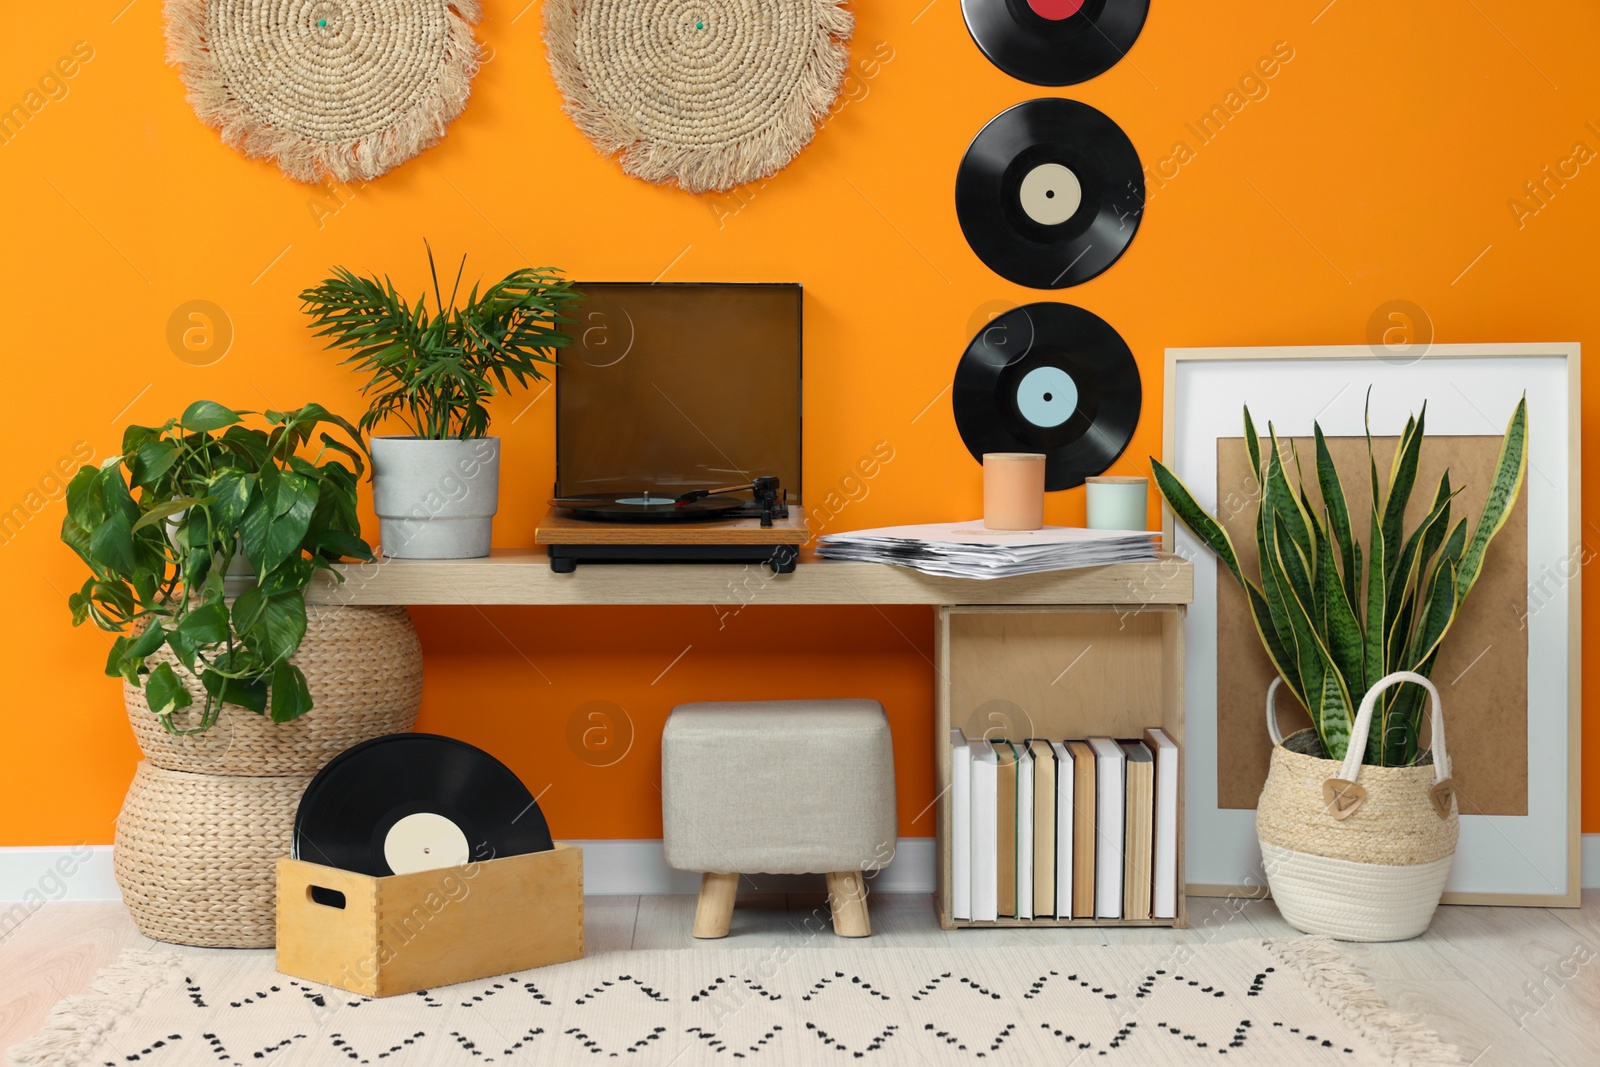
[983,453,1046,530]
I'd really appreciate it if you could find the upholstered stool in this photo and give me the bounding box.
[662,698,897,938]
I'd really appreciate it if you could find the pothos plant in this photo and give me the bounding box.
[299,243,579,439]
[61,401,375,733]
[1152,397,1528,766]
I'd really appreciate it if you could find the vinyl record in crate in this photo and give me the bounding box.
[953,302,1141,490]
[956,98,1144,289]
[294,734,553,877]
[962,0,1151,86]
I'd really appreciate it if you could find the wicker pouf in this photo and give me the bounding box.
[124,605,423,775]
[114,762,312,948]
[115,604,424,947]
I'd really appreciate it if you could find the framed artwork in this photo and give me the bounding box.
[1163,343,1581,906]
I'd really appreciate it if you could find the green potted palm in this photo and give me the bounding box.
[62,401,424,947]
[300,244,579,559]
[1152,397,1527,941]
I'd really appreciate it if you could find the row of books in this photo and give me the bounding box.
[948,728,1179,922]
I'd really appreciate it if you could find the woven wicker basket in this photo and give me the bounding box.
[124,604,423,776]
[1256,671,1459,942]
[114,762,312,948]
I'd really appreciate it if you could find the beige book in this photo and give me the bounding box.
[1065,741,1097,918]
[994,741,1018,918]
[1121,740,1154,920]
[1028,740,1057,916]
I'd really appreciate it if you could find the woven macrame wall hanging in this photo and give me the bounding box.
[164,0,483,184]
[544,0,854,194]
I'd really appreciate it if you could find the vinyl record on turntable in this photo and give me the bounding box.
[961,0,1150,86]
[952,302,1141,491]
[955,98,1144,289]
[294,734,554,877]
[548,493,745,523]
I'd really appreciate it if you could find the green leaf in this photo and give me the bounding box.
[1317,507,1365,700]
[64,466,105,530]
[143,662,194,719]
[243,592,307,666]
[180,400,243,432]
[231,586,268,634]
[201,670,269,715]
[1455,396,1528,606]
[103,635,131,678]
[1263,426,1312,563]
[257,557,315,597]
[312,529,376,563]
[176,601,231,645]
[1271,520,1353,757]
[1151,460,1250,587]
[130,496,209,534]
[89,512,137,577]
[1380,407,1425,582]
[1314,424,1359,606]
[269,663,314,723]
[129,439,181,488]
[125,619,167,660]
[1242,407,1263,488]
[208,469,255,532]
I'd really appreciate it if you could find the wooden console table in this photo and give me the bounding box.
[307,550,1191,608]
[308,552,1195,929]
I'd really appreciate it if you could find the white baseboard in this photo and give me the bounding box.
[0,839,938,904]
[2,835,1590,904]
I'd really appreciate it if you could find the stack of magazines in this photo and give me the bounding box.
[816,522,1159,579]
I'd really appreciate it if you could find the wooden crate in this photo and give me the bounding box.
[276,843,584,997]
[935,605,1187,930]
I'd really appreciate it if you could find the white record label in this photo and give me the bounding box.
[383,811,471,874]
[1018,163,1082,226]
[1017,366,1080,428]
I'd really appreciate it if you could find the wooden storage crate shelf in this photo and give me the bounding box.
[934,604,1188,930]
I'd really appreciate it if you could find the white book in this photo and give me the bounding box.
[1016,742,1034,920]
[1145,727,1180,920]
[970,741,999,922]
[1051,741,1074,919]
[1087,737,1127,919]
[949,729,973,921]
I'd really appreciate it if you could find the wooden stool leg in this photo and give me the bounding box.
[826,871,871,937]
[693,872,739,938]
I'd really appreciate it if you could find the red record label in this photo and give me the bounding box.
[1027,0,1086,18]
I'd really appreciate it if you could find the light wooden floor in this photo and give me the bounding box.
[2,892,1595,1066]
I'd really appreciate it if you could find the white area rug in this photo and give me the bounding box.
[11,939,1461,1066]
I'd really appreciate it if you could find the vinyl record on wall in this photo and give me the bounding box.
[961,0,1150,86]
[953,302,1141,490]
[293,734,553,877]
[955,98,1144,289]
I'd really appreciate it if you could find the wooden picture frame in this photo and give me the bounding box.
[1162,343,1581,907]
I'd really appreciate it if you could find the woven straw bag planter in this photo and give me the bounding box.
[1256,671,1459,943]
[116,604,423,947]
[115,762,312,948]
[124,605,423,776]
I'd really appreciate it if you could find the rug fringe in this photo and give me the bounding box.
[1263,936,1465,1066]
[8,949,183,1066]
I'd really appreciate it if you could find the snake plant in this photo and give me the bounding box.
[1152,397,1528,766]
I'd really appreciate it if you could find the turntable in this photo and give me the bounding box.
[535,282,807,573]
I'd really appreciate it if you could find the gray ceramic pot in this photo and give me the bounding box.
[370,436,501,559]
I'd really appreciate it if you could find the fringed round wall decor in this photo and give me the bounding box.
[163,1,483,183]
[544,0,854,194]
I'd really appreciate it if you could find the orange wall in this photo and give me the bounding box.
[1,2,1596,845]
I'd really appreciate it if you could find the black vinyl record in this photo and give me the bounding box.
[953,302,1141,490]
[293,734,553,877]
[549,494,745,523]
[956,98,1144,289]
[961,0,1150,86]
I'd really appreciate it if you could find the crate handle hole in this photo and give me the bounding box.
[309,885,346,909]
